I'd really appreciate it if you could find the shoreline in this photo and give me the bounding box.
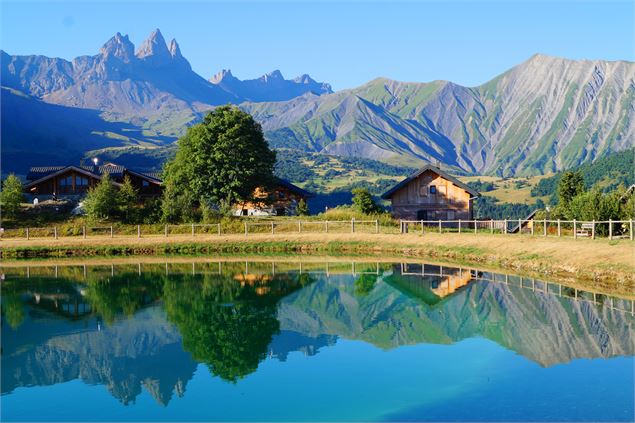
[1,232,633,296]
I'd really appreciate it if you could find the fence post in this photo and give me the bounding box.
[543,219,547,237]
[325,220,329,233]
[421,220,424,235]
[298,221,302,233]
[26,228,29,240]
[531,220,534,236]
[54,227,58,240]
[490,219,494,234]
[376,220,379,234]
[630,220,633,241]
[110,226,114,238]
[271,222,275,234]
[573,220,577,239]
[244,222,248,236]
[191,223,195,237]
[351,218,355,233]
[504,219,507,234]
[592,220,595,240]
[218,223,221,236]
[518,218,522,235]
[438,220,442,233]
[609,219,612,240]
[137,225,141,239]
[557,219,561,237]
[458,219,461,233]
[82,226,86,239]
[474,219,477,234]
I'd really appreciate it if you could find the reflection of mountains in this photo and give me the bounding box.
[1,306,197,405]
[278,266,635,366]
[2,261,634,406]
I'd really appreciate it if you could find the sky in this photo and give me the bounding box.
[1,0,633,90]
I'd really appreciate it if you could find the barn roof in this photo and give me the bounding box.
[276,178,314,198]
[381,165,479,199]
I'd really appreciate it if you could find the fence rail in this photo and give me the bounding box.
[1,218,633,241]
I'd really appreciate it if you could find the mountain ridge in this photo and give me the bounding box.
[1,30,633,176]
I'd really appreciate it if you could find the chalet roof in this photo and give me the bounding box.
[27,163,127,180]
[381,165,480,199]
[276,178,314,198]
[24,165,124,190]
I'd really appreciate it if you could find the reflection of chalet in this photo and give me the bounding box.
[234,178,313,216]
[382,165,479,220]
[386,263,477,305]
[24,162,162,200]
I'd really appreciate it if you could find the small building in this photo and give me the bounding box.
[24,162,162,201]
[234,179,313,216]
[381,165,479,220]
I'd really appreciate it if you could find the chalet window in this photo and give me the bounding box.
[142,180,150,187]
[76,175,90,192]
[59,175,73,193]
[429,185,437,194]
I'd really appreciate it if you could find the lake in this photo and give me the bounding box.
[1,259,634,422]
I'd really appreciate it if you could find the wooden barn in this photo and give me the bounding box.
[234,178,313,216]
[24,162,163,201]
[381,165,479,220]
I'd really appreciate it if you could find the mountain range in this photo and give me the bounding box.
[1,28,633,176]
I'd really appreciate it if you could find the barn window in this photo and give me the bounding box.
[429,185,437,194]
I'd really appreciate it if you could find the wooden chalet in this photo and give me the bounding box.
[234,178,313,216]
[24,162,162,200]
[381,165,479,220]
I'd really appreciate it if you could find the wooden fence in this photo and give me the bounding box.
[398,218,634,240]
[1,218,633,241]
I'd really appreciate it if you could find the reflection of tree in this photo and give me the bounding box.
[354,274,378,296]
[163,272,312,382]
[83,273,165,324]
[1,294,25,329]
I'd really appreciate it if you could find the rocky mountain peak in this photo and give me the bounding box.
[168,39,182,59]
[293,74,315,84]
[209,69,236,84]
[262,70,284,81]
[135,28,170,62]
[100,32,135,62]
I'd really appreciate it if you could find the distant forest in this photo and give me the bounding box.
[530,148,635,203]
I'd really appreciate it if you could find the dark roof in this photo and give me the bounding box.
[24,165,124,189]
[24,162,162,188]
[381,165,480,199]
[275,178,314,198]
[27,163,126,181]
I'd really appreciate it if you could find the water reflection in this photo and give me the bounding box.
[1,260,634,408]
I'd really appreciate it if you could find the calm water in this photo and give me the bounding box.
[1,259,634,422]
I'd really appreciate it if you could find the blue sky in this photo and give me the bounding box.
[1,1,633,90]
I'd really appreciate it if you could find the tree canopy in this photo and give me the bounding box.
[162,106,276,222]
[0,174,24,219]
[351,188,382,214]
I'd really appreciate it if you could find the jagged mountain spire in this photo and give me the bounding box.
[100,32,135,62]
[135,29,171,64]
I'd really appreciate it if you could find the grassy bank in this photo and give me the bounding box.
[1,232,633,295]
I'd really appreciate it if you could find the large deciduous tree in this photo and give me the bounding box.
[162,106,276,222]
